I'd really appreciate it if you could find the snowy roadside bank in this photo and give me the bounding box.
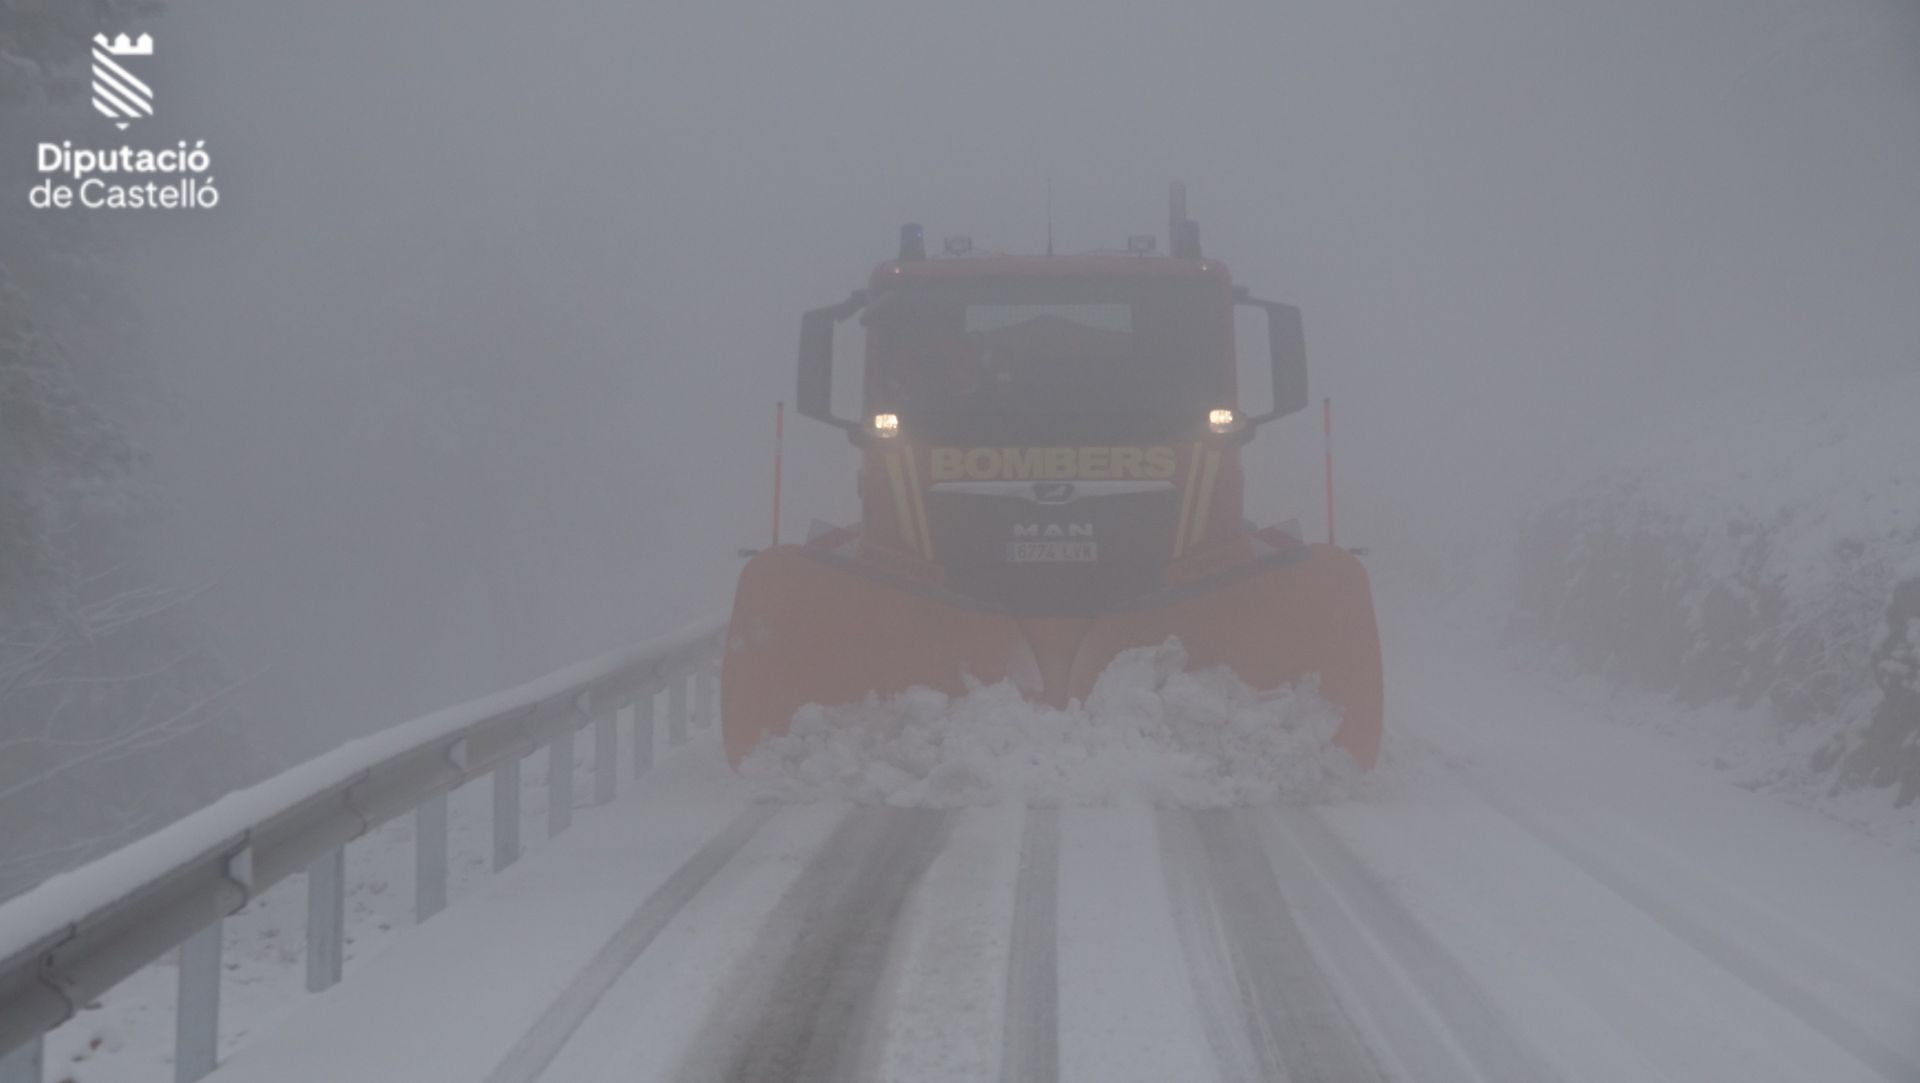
[1504,368,1920,843]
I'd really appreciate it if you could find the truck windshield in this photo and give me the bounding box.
[866,277,1227,432]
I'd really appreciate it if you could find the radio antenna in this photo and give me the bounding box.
[1045,177,1054,257]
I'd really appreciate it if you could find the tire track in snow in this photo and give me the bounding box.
[674,807,950,1083]
[1158,808,1387,1083]
[1468,781,1920,1083]
[998,806,1060,1083]
[1264,809,1559,1083]
[482,803,778,1083]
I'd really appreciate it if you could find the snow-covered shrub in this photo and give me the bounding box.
[1511,370,1920,804]
[1826,580,1920,806]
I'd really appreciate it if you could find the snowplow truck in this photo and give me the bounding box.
[723,188,1383,768]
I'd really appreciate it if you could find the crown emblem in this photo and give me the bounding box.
[91,32,154,129]
[93,33,154,56]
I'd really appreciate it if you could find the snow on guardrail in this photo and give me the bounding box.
[0,612,726,1078]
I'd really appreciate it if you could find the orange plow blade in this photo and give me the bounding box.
[720,547,1024,765]
[721,543,1383,770]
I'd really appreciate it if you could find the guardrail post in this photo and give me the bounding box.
[547,727,574,837]
[306,847,345,992]
[632,690,656,776]
[593,708,617,806]
[695,661,718,730]
[175,918,222,1082]
[1,1036,42,1083]
[415,792,448,922]
[668,673,689,747]
[493,756,521,870]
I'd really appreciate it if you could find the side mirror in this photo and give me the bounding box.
[1234,290,1308,424]
[797,291,867,435]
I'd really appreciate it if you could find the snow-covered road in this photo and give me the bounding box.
[194,615,1920,1083]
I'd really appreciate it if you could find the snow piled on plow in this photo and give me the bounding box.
[740,639,1362,807]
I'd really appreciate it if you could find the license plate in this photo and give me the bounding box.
[1006,540,1098,563]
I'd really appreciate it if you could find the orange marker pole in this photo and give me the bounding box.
[771,401,785,547]
[1323,397,1336,547]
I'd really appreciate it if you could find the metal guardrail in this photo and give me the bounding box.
[0,614,728,1083]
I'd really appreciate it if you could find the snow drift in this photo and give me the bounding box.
[741,639,1363,807]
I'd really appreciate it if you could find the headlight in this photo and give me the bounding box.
[1207,408,1241,434]
[871,412,901,437]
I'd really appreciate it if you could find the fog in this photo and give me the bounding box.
[10,0,1920,1074]
[116,0,1920,758]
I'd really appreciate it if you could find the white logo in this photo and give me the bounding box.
[26,31,219,210]
[91,33,154,131]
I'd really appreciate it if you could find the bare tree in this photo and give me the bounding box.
[0,1,274,902]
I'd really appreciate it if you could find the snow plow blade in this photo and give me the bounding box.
[1070,544,1383,768]
[721,546,1024,765]
[721,543,1382,769]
